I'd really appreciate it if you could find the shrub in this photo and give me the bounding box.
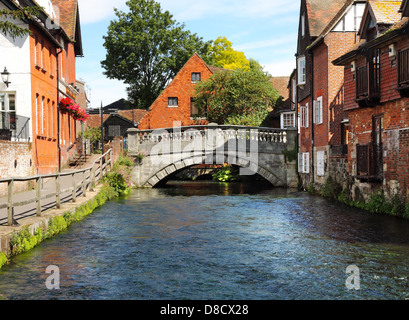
[105,172,128,195]
[212,165,240,182]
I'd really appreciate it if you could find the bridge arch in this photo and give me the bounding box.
[127,125,298,188]
[141,153,286,188]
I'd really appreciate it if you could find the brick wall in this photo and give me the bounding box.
[138,54,213,130]
[0,141,34,196]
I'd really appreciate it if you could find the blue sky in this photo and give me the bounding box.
[76,0,300,109]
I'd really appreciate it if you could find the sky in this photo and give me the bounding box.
[76,0,300,109]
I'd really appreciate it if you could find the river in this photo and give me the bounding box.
[1,181,409,300]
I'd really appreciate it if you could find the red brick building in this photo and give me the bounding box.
[333,0,409,200]
[0,0,83,178]
[296,0,366,187]
[138,53,218,130]
[52,0,84,172]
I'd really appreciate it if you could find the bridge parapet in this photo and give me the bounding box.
[127,125,297,188]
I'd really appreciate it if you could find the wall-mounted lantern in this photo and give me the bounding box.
[1,67,11,87]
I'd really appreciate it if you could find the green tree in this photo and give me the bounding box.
[83,126,102,153]
[209,37,250,70]
[101,0,212,108]
[0,6,42,39]
[193,66,280,126]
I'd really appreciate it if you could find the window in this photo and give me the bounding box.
[40,40,45,69]
[0,93,16,131]
[190,98,199,117]
[108,125,121,137]
[191,73,201,83]
[398,48,409,93]
[313,96,323,124]
[316,151,325,176]
[333,2,365,32]
[281,112,295,129]
[168,97,178,107]
[41,96,45,135]
[301,13,305,37]
[298,152,310,174]
[300,103,309,128]
[34,36,40,67]
[297,56,306,85]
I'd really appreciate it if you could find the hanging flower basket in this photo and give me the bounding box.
[59,97,90,122]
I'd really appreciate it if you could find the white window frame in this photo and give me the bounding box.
[297,56,306,85]
[300,103,309,128]
[168,97,178,108]
[191,72,201,83]
[298,152,310,174]
[313,96,323,125]
[281,112,295,129]
[301,13,306,37]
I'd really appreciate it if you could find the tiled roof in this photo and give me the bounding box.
[86,114,110,129]
[307,0,347,37]
[270,77,290,100]
[52,0,78,41]
[85,109,148,129]
[118,109,148,124]
[369,0,402,25]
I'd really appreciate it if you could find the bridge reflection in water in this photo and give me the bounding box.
[127,124,298,188]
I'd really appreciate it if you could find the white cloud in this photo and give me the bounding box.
[78,0,127,24]
[263,59,295,77]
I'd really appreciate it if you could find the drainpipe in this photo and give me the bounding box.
[309,49,315,184]
[56,41,63,172]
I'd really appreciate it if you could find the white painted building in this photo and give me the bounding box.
[0,2,31,141]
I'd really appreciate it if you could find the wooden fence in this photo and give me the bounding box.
[0,149,113,227]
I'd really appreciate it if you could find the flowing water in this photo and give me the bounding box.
[1,181,409,300]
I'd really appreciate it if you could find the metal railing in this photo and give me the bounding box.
[0,149,113,226]
[0,112,30,141]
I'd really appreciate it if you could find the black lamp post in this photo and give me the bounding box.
[1,67,10,87]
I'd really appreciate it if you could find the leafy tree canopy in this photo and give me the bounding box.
[0,6,42,39]
[193,66,280,127]
[209,37,250,71]
[101,0,212,109]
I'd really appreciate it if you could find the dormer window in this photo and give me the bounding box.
[191,73,201,83]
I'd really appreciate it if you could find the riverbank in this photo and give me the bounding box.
[0,182,119,269]
[307,176,409,219]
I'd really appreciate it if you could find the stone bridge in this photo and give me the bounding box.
[127,125,298,188]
